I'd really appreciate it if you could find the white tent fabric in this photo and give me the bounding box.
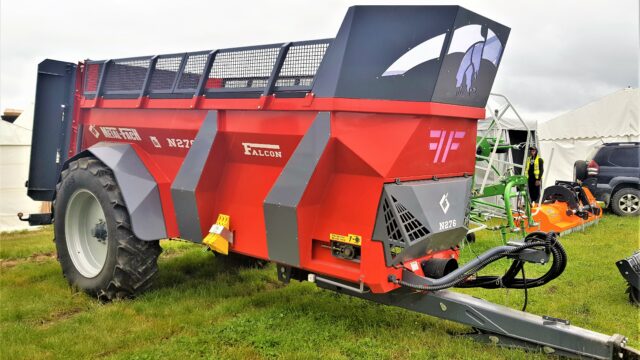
[12,105,34,131]
[477,115,537,132]
[538,88,640,188]
[0,109,42,232]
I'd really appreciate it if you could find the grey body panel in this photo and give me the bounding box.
[82,143,167,241]
[28,59,77,201]
[313,6,510,107]
[170,111,219,242]
[373,177,473,266]
[264,112,331,266]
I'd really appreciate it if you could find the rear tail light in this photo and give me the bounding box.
[587,160,599,176]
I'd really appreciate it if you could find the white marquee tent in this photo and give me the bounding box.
[0,107,43,232]
[538,88,640,188]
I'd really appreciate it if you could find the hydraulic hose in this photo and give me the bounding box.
[395,232,566,292]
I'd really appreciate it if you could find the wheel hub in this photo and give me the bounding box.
[619,194,639,213]
[91,220,108,243]
[65,189,108,278]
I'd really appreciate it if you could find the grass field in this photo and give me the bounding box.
[1,215,638,359]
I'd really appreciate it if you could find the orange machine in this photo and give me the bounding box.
[519,181,602,235]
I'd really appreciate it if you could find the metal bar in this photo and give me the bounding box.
[503,179,517,229]
[479,128,503,194]
[477,155,525,168]
[320,284,630,359]
[263,42,292,97]
[309,274,367,294]
[194,50,218,97]
[490,93,532,171]
[95,60,111,98]
[140,55,158,98]
[170,53,188,94]
[104,90,149,95]
[206,87,265,94]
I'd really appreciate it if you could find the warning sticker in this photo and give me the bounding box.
[329,233,362,246]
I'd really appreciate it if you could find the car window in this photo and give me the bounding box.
[608,147,640,167]
[593,146,611,163]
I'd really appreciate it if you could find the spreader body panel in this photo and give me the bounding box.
[28,5,510,293]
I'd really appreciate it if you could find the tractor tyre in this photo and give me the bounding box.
[574,160,588,181]
[610,188,640,217]
[54,157,162,301]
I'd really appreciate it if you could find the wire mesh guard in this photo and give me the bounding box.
[149,56,182,92]
[85,40,331,96]
[276,42,330,87]
[83,63,102,93]
[103,58,151,93]
[207,47,280,89]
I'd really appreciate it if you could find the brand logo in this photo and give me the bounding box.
[429,130,465,163]
[242,142,282,158]
[439,193,450,214]
[99,127,141,141]
[88,125,100,138]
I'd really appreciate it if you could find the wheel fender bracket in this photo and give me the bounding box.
[64,143,167,241]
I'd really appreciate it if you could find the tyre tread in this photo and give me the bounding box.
[56,157,161,301]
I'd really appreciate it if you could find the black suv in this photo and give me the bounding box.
[575,142,640,216]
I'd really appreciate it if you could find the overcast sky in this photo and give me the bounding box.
[1,0,638,120]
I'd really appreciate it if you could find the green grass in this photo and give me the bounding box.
[0,216,638,359]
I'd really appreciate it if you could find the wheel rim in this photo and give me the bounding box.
[619,193,640,214]
[65,189,108,278]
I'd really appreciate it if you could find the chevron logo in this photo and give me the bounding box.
[429,130,466,163]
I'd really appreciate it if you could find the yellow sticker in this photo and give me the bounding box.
[330,233,362,246]
[216,214,230,228]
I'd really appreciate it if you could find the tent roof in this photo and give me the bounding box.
[477,115,537,132]
[0,119,31,145]
[12,105,34,131]
[538,88,639,141]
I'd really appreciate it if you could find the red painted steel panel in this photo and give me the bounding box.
[75,94,482,293]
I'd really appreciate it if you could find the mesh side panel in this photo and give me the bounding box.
[177,53,208,90]
[207,47,280,89]
[149,56,182,91]
[103,58,151,93]
[276,42,329,87]
[84,63,102,93]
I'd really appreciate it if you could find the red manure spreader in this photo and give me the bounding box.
[21,6,638,359]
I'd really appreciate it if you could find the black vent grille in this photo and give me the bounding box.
[381,196,430,260]
[149,56,182,91]
[394,200,429,242]
[103,58,151,93]
[383,197,403,242]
